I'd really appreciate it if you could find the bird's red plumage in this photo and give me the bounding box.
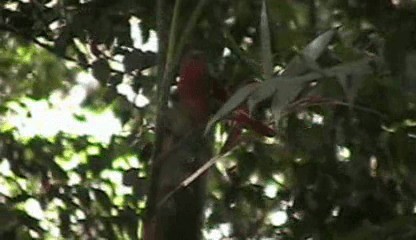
[178,54,210,124]
[177,52,276,137]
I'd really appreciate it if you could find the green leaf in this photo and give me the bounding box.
[123,50,156,72]
[88,154,107,175]
[109,73,123,86]
[76,187,91,207]
[0,205,18,234]
[93,189,113,210]
[59,208,70,238]
[92,59,111,84]
[73,113,87,122]
[132,178,148,200]
[54,28,71,58]
[49,161,69,181]
[122,168,139,186]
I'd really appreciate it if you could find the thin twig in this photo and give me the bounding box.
[0,23,130,77]
[156,150,233,210]
[283,97,387,119]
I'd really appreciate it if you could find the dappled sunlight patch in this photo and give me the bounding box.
[268,210,288,226]
[5,98,122,143]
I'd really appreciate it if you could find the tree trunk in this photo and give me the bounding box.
[144,109,212,240]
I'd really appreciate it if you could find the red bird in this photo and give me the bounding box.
[177,52,275,138]
[177,52,211,125]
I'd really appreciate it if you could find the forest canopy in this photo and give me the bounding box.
[1,0,416,239]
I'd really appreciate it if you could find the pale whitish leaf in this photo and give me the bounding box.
[283,29,336,76]
[205,83,259,134]
[271,81,304,124]
[298,54,326,75]
[248,74,299,114]
[302,29,337,60]
[260,0,273,80]
[302,58,379,118]
[329,57,378,77]
[248,29,336,114]
[249,57,379,116]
